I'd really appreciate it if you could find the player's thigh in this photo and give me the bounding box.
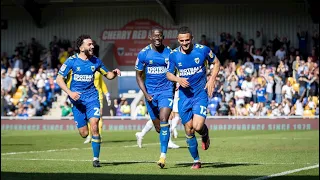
[158,92,173,121]
[178,97,193,125]
[86,100,101,120]
[145,98,159,121]
[192,96,208,120]
[151,118,160,133]
[72,104,89,136]
[72,104,87,129]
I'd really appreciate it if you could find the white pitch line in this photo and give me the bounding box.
[1,136,316,156]
[1,148,91,155]
[1,157,318,166]
[250,164,319,180]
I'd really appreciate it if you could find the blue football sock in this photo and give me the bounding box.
[186,134,199,161]
[160,122,170,154]
[91,135,101,159]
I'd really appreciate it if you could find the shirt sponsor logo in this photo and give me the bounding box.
[73,74,93,82]
[147,66,167,74]
[179,66,202,76]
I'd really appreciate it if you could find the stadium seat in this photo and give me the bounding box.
[16,85,24,93]
[13,92,22,99]
[292,83,299,93]
[303,110,314,117]
[287,77,296,85]
[312,96,319,106]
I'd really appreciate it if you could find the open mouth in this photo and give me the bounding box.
[154,40,161,46]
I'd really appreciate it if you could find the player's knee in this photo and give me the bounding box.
[194,124,203,132]
[79,130,89,138]
[90,124,99,134]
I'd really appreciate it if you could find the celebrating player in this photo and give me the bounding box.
[83,71,111,144]
[56,34,121,168]
[135,27,175,168]
[135,82,180,149]
[166,26,220,169]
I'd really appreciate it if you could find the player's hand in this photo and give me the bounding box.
[205,81,215,98]
[144,93,153,102]
[69,91,81,101]
[178,78,189,88]
[112,68,121,76]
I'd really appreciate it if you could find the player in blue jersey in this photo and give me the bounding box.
[166,26,220,169]
[56,35,121,168]
[135,27,175,168]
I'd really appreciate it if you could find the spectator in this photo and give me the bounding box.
[241,76,254,104]
[120,99,131,117]
[1,69,12,94]
[27,104,36,117]
[254,28,263,50]
[135,100,147,117]
[61,101,72,117]
[274,73,284,104]
[275,46,286,61]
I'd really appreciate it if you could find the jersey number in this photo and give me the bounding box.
[168,98,173,107]
[94,107,100,116]
[200,105,207,116]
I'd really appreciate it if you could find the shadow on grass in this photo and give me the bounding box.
[173,162,260,169]
[100,161,155,166]
[1,172,319,180]
[1,144,33,146]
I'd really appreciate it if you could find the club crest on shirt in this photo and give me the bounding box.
[178,62,182,67]
[149,60,153,64]
[91,66,95,72]
[194,57,200,64]
[76,67,81,71]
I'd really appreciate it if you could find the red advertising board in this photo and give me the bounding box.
[101,19,177,66]
[1,118,318,131]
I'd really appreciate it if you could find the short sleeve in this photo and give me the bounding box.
[204,46,216,64]
[58,58,73,77]
[135,52,146,71]
[97,59,109,76]
[167,53,176,74]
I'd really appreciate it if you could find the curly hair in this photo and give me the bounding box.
[76,34,91,52]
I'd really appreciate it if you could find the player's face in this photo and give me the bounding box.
[150,30,163,47]
[177,33,192,52]
[80,39,94,56]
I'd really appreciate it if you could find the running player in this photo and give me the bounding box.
[166,26,220,169]
[135,27,174,168]
[83,71,111,143]
[56,34,121,167]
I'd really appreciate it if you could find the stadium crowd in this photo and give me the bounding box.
[1,27,319,117]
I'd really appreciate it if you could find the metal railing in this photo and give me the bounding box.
[1,116,318,120]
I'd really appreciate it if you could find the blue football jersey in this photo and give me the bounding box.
[135,44,173,95]
[168,44,216,97]
[58,54,109,96]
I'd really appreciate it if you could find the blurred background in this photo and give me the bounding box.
[1,0,319,119]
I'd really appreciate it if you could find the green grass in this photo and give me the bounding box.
[1,130,319,180]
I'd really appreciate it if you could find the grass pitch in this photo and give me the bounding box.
[1,130,319,180]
